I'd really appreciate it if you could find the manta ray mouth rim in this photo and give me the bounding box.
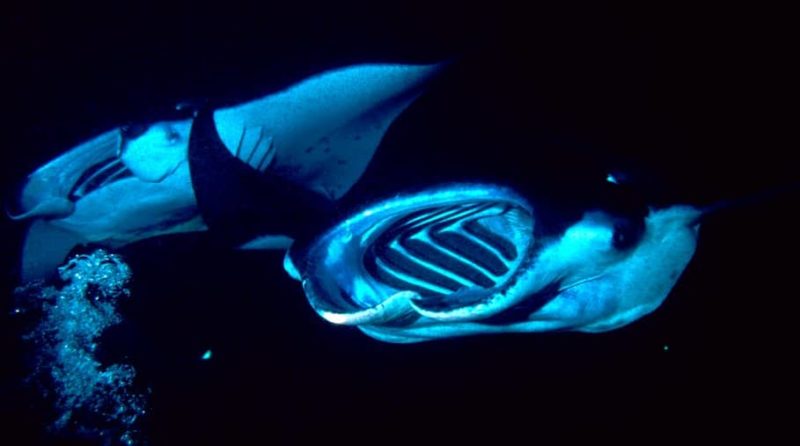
[296,183,536,326]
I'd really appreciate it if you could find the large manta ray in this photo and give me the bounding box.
[11,61,751,343]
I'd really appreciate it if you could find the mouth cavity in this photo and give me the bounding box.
[364,202,524,299]
[297,185,536,326]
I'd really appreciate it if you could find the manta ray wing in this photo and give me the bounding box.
[214,63,444,200]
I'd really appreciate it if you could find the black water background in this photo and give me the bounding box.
[1,2,796,444]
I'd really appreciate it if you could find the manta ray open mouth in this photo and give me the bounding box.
[291,184,536,326]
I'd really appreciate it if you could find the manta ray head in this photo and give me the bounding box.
[11,118,199,227]
[10,118,204,280]
[286,183,703,343]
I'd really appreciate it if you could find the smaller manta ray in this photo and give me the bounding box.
[285,182,713,343]
[9,63,443,280]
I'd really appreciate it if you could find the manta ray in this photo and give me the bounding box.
[10,63,443,280]
[12,61,780,343]
[284,182,705,342]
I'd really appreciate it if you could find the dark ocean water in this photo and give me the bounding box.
[1,2,796,444]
